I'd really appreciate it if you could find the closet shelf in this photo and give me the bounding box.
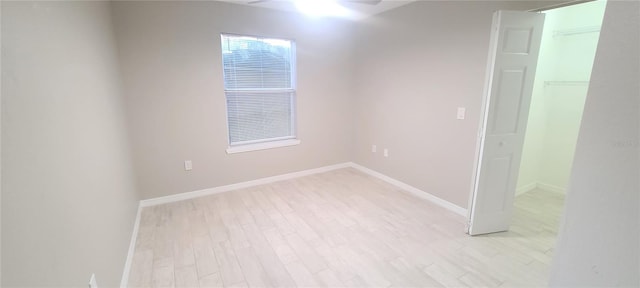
[553,26,601,37]
[544,81,590,86]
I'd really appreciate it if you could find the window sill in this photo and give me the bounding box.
[226,139,301,154]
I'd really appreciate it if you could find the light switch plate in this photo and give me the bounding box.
[184,160,193,171]
[457,107,466,120]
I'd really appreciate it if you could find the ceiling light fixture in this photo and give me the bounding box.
[293,0,351,18]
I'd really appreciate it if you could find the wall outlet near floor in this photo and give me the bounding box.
[383,149,389,157]
[372,145,377,153]
[88,273,98,288]
[184,160,193,171]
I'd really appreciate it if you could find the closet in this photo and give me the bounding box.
[517,0,607,195]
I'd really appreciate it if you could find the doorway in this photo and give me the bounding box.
[516,1,607,197]
[468,0,607,235]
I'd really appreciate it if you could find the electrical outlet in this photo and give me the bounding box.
[88,274,98,288]
[383,149,389,157]
[372,145,377,153]
[184,160,193,171]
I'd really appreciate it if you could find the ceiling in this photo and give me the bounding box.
[219,0,416,20]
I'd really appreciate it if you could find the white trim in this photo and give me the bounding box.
[89,273,98,288]
[537,182,566,194]
[516,182,566,196]
[125,161,468,285]
[226,139,301,154]
[120,203,142,288]
[516,182,538,196]
[468,10,502,234]
[349,163,468,217]
[140,162,350,207]
[230,135,296,147]
[137,162,468,218]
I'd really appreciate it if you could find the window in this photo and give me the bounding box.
[221,34,298,153]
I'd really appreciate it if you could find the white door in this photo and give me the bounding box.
[468,11,545,235]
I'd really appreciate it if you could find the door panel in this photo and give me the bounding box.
[469,11,545,236]
[492,68,527,133]
[502,28,534,54]
[483,156,513,212]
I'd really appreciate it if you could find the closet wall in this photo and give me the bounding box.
[517,0,607,194]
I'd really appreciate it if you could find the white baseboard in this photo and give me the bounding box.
[537,182,566,194]
[140,162,352,207]
[516,182,566,196]
[123,163,352,286]
[120,203,142,288]
[516,182,538,196]
[349,163,468,217]
[138,161,468,216]
[122,161,469,286]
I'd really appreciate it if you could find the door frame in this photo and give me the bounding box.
[465,11,500,233]
[466,0,602,234]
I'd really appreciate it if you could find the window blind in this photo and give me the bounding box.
[221,34,296,145]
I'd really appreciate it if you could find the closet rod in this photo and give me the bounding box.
[529,0,595,12]
[544,81,590,86]
[553,26,601,37]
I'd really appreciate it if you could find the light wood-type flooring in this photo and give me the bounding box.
[128,168,565,287]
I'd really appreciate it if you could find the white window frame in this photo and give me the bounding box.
[221,33,299,154]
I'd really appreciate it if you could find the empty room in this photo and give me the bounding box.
[1,0,638,287]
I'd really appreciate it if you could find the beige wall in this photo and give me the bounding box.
[1,1,139,286]
[550,1,639,286]
[352,1,550,208]
[4,1,635,286]
[111,1,356,200]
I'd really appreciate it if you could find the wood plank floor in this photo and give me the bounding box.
[128,168,564,287]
